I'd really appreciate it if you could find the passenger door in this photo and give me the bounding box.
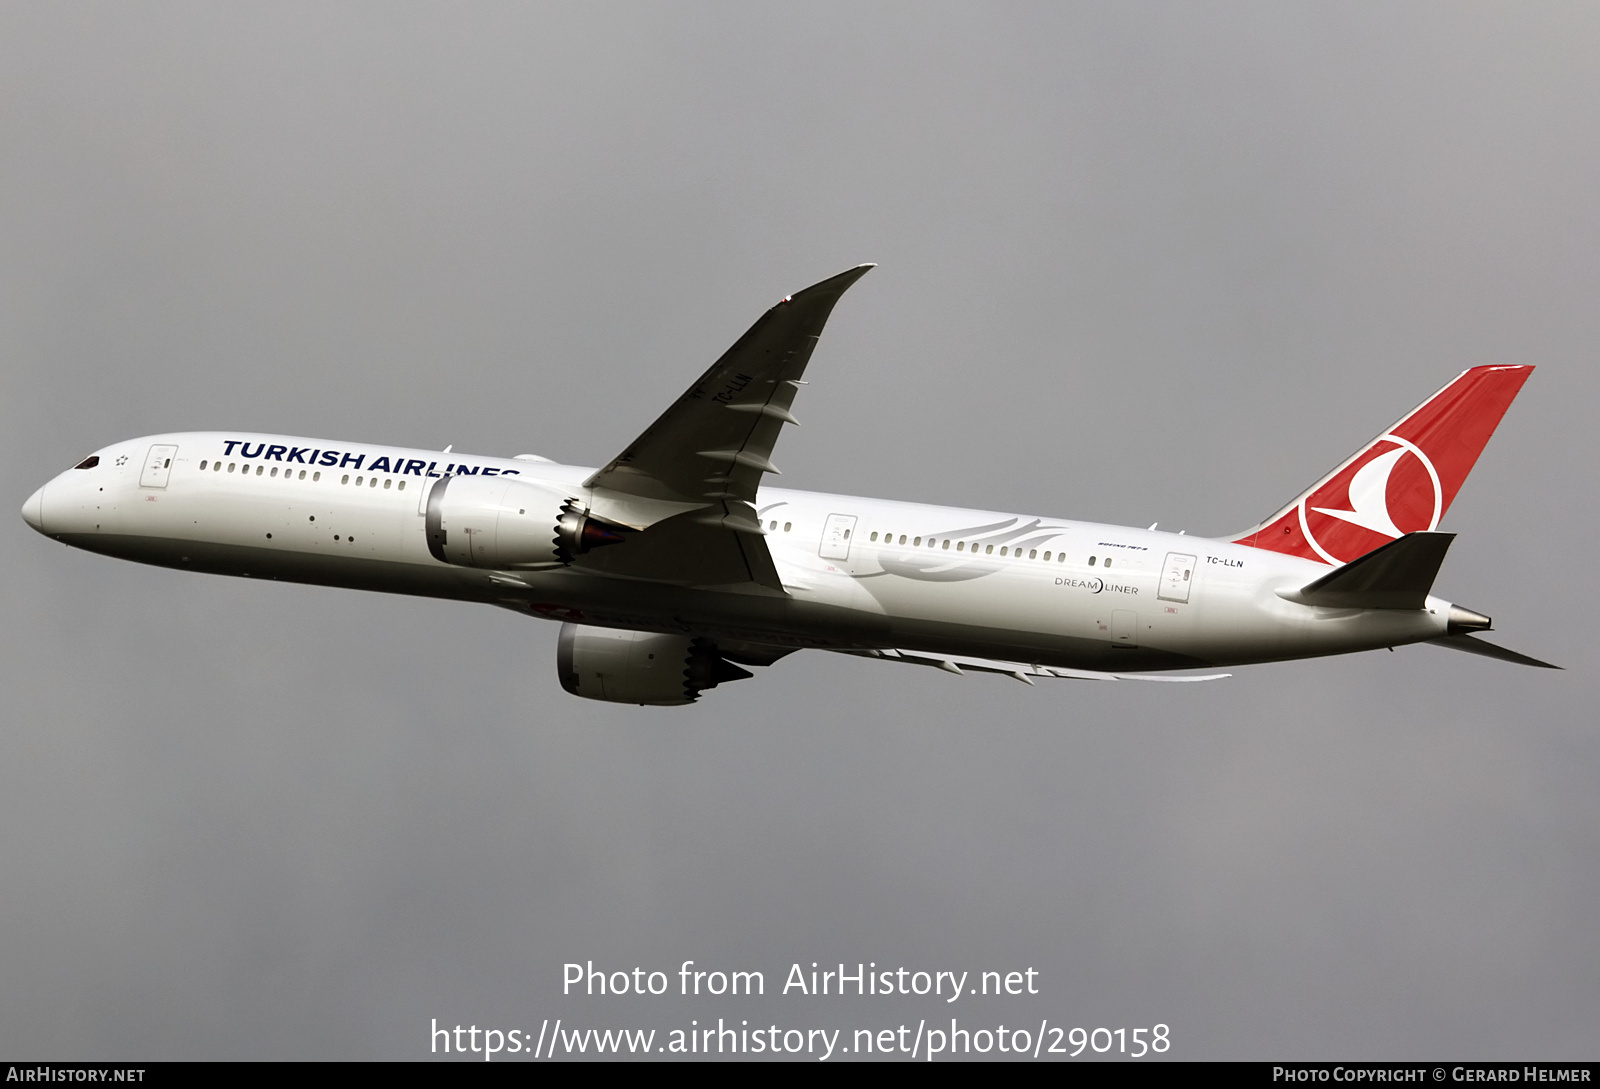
[1158,552,1197,603]
[139,444,178,488]
[819,513,858,561]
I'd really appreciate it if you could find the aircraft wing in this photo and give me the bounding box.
[839,647,1231,683]
[585,264,873,509]
[572,265,873,593]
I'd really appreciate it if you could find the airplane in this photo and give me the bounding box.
[21,264,1557,705]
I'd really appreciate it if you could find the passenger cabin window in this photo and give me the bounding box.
[397,479,404,490]
[341,474,349,484]
[783,522,791,532]
[199,460,207,470]
[313,472,321,482]
[985,544,994,554]
[270,467,279,477]
[1089,556,1096,566]
[1104,558,1113,568]
[228,463,236,472]
[255,466,263,476]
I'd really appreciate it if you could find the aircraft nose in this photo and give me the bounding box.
[21,484,46,533]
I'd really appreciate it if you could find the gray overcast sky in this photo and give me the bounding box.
[3,2,1596,1060]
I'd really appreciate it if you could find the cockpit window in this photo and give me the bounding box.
[73,456,99,470]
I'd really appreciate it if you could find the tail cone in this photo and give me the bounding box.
[1447,605,1492,635]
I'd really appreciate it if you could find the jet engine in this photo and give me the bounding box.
[424,475,625,568]
[556,623,754,706]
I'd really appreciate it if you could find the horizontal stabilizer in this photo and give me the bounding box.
[839,647,1230,683]
[1278,531,1454,609]
[1427,634,1561,669]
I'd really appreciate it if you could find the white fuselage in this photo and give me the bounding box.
[24,432,1454,670]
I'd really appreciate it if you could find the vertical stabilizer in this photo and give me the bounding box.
[1231,366,1533,564]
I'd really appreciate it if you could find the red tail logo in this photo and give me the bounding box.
[1233,366,1533,565]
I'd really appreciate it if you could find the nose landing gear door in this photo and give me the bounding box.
[139,444,178,488]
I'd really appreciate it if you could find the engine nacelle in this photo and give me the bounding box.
[424,474,570,568]
[556,623,754,706]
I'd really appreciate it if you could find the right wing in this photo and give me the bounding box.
[585,264,874,512]
[570,265,874,592]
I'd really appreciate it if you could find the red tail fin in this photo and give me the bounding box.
[1231,366,1533,564]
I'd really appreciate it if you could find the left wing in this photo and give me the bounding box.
[839,647,1231,684]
